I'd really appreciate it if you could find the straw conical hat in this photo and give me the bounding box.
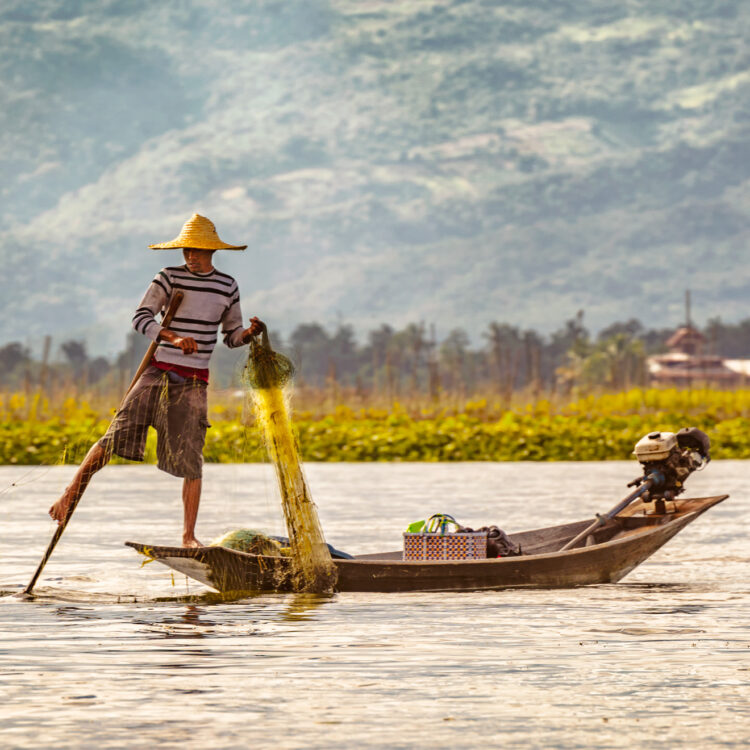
[149,214,246,250]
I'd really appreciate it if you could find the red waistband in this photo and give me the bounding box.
[151,356,209,383]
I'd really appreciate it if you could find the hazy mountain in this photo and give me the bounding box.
[1,0,748,356]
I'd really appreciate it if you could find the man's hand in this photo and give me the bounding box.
[158,329,197,355]
[241,316,266,344]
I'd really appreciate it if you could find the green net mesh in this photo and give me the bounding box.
[210,528,285,557]
[243,330,295,390]
[243,326,335,593]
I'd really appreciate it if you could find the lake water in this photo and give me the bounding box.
[1,461,748,749]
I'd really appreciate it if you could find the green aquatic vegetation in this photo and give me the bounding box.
[1,387,749,463]
[2,411,749,463]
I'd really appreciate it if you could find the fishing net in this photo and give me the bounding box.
[243,328,336,593]
[210,528,285,557]
[242,330,295,389]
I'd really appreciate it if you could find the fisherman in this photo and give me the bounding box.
[48,214,264,547]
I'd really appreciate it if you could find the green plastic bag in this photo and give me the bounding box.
[406,514,462,534]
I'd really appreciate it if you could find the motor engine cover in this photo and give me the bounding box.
[676,427,711,461]
[634,431,677,462]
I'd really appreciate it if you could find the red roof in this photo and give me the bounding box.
[666,326,705,351]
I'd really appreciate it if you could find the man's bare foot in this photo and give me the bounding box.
[49,489,74,524]
[182,537,204,548]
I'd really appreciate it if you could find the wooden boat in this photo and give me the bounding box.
[126,494,727,594]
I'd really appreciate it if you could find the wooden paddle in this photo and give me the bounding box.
[23,291,185,595]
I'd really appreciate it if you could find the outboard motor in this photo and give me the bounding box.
[631,427,710,512]
[561,427,711,551]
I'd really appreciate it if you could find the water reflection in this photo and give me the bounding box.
[53,604,102,621]
[181,604,205,628]
[149,605,218,640]
[281,593,333,622]
[128,594,332,644]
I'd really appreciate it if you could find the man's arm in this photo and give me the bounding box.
[157,328,198,355]
[132,271,170,342]
[220,286,264,347]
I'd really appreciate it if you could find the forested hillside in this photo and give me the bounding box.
[1,1,748,353]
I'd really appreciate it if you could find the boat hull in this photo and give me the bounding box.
[126,495,727,594]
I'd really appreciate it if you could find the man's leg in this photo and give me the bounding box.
[49,442,111,523]
[50,368,158,524]
[182,477,203,547]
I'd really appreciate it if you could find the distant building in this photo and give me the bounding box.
[647,325,750,386]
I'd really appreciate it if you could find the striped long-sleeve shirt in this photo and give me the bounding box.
[132,265,246,369]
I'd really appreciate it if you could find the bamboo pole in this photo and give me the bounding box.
[23,292,184,595]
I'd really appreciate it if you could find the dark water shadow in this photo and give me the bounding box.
[138,604,222,640]
[587,626,707,636]
[636,604,711,615]
[8,588,142,605]
[601,581,712,594]
[151,588,335,613]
